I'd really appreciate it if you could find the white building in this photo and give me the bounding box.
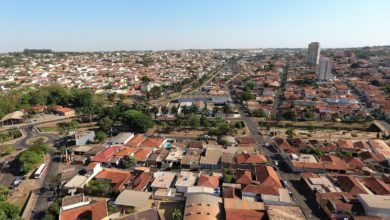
[307,42,320,66]
[317,58,332,81]
[357,194,390,219]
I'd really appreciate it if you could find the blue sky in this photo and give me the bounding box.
[1,0,389,52]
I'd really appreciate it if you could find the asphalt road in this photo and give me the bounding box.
[228,63,322,219]
[31,153,61,219]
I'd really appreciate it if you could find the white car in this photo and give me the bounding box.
[11,176,23,189]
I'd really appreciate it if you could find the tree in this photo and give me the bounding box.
[30,140,49,154]
[190,104,199,114]
[350,63,359,68]
[170,106,178,116]
[150,106,159,119]
[47,175,61,193]
[88,180,111,196]
[19,150,44,173]
[286,128,295,138]
[172,208,182,220]
[223,169,233,183]
[0,185,10,199]
[98,116,114,132]
[244,81,256,90]
[0,198,22,220]
[304,111,315,119]
[149,86,162,99]
[3,146,15,155]
[252,109,267,118]
[282,110,296,120]
[47,202,60,216]
[241,91,254,101]
[122,110,154,133]
[122,156,138,168]
[141,76,151,82]
[186,114,200,129]
[95,131,108,143]
[161,106,169,116]
[223,103,232,117]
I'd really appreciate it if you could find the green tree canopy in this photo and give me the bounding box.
[122,156,138,168]
[95,131,108,143]
[122,110,154,133]
[98,116,114,132]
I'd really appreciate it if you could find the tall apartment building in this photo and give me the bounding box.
[307,42,321,66]
[317,57,332,81]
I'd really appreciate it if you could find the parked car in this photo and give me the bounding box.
[282,180,289,188]
[10,176,24,189]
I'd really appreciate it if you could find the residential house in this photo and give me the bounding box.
[235,170,253,186]
[224,198,266,220]
[197,175,220,193]
[181,148,201,170]
[94,168,132,191]
[140,137,166,148]
[107,132,134,145]
[131,172,153,191]
[200,147,221,169]
[183,194,223,220]
[176,171,198,193]
[55,106,76,117]
[90,145,124,166]
[114,190,152,213]
[126,134,147,147]
[59,200,108,220]
[150,172,176,191]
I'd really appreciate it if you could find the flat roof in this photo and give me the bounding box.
[115,190,152,207]
[266,205,305,220]
[358,194,390,209]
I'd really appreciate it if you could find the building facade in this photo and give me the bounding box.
[307,42,321,66]
[317,57,332,81]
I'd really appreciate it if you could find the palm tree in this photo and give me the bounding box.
[171,106,178,116]
[181,105,189,116]
[213,106,220,117]
[150,106,159,119]
[223,103,232,117]
[172,209,182,220]
[161,106,169,116]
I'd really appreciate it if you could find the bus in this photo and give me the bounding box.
[34,163,47,179]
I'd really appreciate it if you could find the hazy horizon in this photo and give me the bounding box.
[1,0,389,52]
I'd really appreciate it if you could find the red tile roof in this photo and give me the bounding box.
[242,184,279,196]
[255,165,282,189]
[55,105,75,113]
[336,176,367,196]
[91,145,124,163]
[226,210,266,220]
[235,170,252,186]
[126,134,147,147]
[197,175,219,189]
[86,162,99,171]
[361,177,390,195]
[132,172,153,191]
[235,153,267,164]
[139,137,165,148]
[95,168,132,191]
[59,200,108,220]
[114,147,139,157]
[133,147,154,162]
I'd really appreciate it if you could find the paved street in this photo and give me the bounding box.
[31,153,61,219]
[228,63,322,219]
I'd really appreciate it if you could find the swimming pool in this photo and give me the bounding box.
[165,142,172,149]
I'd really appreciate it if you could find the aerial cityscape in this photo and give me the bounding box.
[1,1,390,220]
